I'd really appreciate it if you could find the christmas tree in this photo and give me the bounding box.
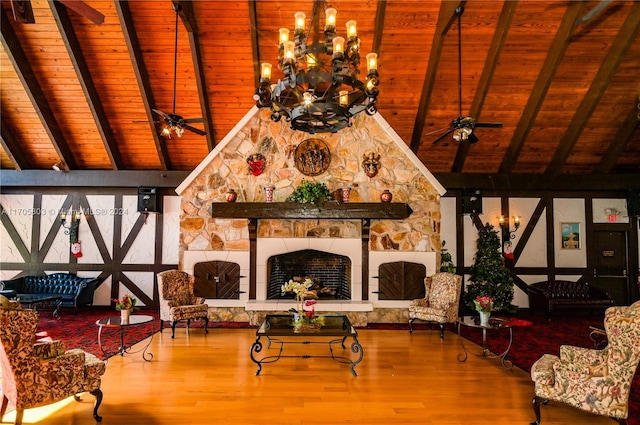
[464,222,516,313]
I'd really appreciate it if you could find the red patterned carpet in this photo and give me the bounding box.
[34,309,639,425]
[36,309,159,359]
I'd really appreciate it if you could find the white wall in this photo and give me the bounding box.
[439,194,638,309]
[0,193,182,307]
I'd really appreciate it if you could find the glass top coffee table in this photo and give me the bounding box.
[96,315,155,361]
[16,294,63,319]
[457,316,513,370]
[250,314,364,376]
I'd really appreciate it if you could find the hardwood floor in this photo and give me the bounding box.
[5,327,613,425]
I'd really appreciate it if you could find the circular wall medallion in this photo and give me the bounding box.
[294,138,331,176]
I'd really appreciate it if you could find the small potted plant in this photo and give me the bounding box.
[286,180,332,205]
[439,240,456,273]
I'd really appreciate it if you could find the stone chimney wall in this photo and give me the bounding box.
[179,109,442,266]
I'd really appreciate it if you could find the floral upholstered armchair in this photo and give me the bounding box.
[157,270,209,338]
[0,308,106,425]
[408,272,462,339]
[530,300,640,425]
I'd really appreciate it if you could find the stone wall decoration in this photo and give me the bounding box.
[362,152,381,178]
[294,138,331,176]
[247,153,266,176]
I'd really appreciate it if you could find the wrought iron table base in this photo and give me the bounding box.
[96,316,154,361]
[250,335,364,376]
[457,318,513,370]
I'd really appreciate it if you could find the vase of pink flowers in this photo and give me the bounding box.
[474,295,493,326]
[113,294,137,324]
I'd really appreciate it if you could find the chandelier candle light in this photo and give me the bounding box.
[254,1,380,134]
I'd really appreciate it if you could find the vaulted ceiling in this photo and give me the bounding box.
[1,0,639,186]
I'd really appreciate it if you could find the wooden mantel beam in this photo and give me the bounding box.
[211,202,413,220]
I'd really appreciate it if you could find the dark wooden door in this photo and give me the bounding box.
[193,261,241,299]
[377,261,426,300]
[591,230,629,305]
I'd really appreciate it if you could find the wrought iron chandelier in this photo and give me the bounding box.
[254,1,379,134]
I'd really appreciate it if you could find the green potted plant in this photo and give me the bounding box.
[286,180,332,205]
[439,240,456,273]
[463,223,516,313]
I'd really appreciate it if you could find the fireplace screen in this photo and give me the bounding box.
[267,249,351,300]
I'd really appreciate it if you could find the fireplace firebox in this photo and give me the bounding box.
[267,249,351,300]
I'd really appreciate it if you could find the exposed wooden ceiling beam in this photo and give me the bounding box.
[0,111,31,170]
[499,1,587,173]
[410,1,464,153]
[547,1,640,174]
[1,8,77,169]
[597,103,640,174]
[452,1,517,172]
[114,0,171,170]
[371,0,386,54]
[57,0,104,24]
[433,172,640,192]
[49,0,123,170]
[577,0,613,26]
[248,0,260,89]
[175,1,215,151]
[0,170,190,188]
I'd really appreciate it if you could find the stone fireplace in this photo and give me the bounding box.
[176,107,446,324]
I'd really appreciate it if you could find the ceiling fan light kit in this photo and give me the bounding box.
[152,4,205,139]
[254,0,379,134]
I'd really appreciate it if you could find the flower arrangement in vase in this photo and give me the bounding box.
[281,278,325,331]
[113,294,137,323]
[473,295,493,326]
[113,294,137,311]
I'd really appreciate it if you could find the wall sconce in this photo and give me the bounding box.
[60,208,82,243]
[499,215,521,241]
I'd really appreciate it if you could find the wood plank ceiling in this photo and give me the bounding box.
[1,0,639,180]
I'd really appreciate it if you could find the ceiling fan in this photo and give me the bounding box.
[431,6,502,145]
[152,4,205,138]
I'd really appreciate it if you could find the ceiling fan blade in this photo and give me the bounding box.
[432,129,455,145]
[474,122,503,128]
[424,126,452,137]
[152,109,169,118]
[57,0,104,24]
[183,117,205,124]
[183,125,206,136]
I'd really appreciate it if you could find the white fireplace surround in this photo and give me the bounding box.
[183,239,436,312]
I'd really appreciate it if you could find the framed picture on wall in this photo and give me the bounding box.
[560,222,581,249]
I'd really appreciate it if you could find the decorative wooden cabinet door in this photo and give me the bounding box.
[194,261,241,299]
[377,261,426,300]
